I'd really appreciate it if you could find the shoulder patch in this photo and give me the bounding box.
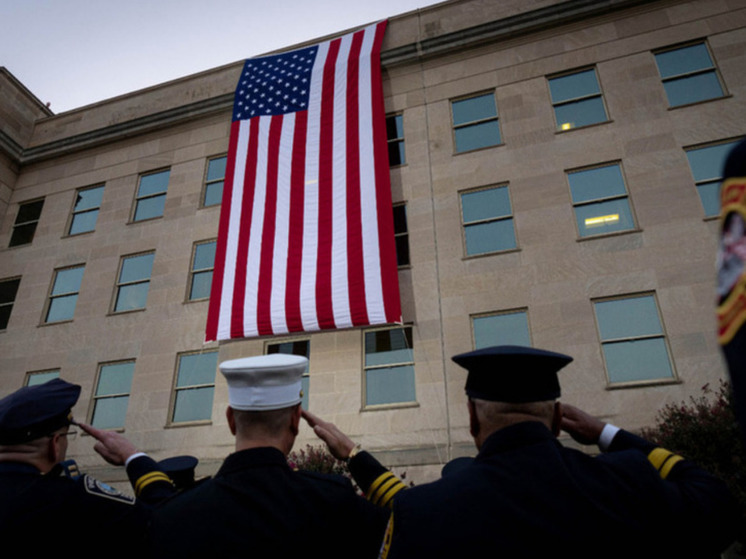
[82,474,136,505]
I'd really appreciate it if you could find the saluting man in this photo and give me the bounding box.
[0,378,175,558]
[377,346,740,559]
[148,353,399,558]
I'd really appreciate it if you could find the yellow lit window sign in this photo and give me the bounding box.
[585,214,620,228]
[561,122,573,131]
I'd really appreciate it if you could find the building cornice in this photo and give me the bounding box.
[8,0,655,166]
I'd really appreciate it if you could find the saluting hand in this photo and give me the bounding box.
[301,409,356,461]
[560,403,605,446]
[76,421,139,466]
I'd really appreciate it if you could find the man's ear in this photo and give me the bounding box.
[289,404,302,437]
[226,407,237,436]
[551,401,562,437]
[468,399,480,439]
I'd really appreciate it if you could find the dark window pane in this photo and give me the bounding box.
[138,170,170,197]
[0,306,10,330]
[568,164,626,204]
[655,43,714,78]
[46,294,78,322]
[549,69,601,103]
[115,283,150,312]
[366,365,416,405]
[454,120,501,152]
[177,352,218,387]
[0,279,21,305]
[74,186,104,211]
[386,114,404,138]
[204,182,223,207]
[134,194,166,221]
[10,223,38,247]
[452,94,496,126]
[465,219,517,254]
[662,72,724,106]
[365,328,413,367]
[120,254,154,284]
[388,141,405,166]
[15,200,44,223]
[554,97,607,130]
[395,236,410,267]
[462,187,511,223]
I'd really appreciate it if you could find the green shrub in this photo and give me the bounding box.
[641,380,746,543]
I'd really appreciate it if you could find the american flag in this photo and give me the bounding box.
[206,21,401,341]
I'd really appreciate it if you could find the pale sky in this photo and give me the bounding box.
[2,0,441,114]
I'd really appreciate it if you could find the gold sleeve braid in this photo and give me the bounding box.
[134,470,174,496]
[367,471,407,509]
[647,447,684,480]
[378,513,394,559]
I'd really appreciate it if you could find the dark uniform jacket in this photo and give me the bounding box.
[148,446,391,558]
[0,455,174,558]
[380,421,739,559]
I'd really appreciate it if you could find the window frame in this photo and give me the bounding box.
[187,239,217,302]
[43,264,85,324]
[66,184,105,236]
[653,40,727,108]
[566,161,638,239]
[111,251,155,314]
[386,113,406,167]
[362,325,417,410]
[168,349,219,426]
[9,198,45,248]
[0,276,21,331]
[548,66,609,132]
[471,308,532,349]
[201,155,227,208]
[592,292,678,387]
[684,138,743,219]
[88,360,136,430]
[131,168,170,223]
[450,91,502,154]
[266,338,311,409]
[460,183,518,257]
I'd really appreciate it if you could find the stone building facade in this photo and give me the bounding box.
[1,0,745,483]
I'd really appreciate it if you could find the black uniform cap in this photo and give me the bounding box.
[0,378,81,445]
[452,345,573,403]
[158,455,198,489]
[723,137,746,179]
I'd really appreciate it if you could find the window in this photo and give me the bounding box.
[188,241,216,301]
[393,204,410,267]
[25,370,60,386]
[203,156,227,207]
[686,139,741,218]
[90,361,135,429]
[68,185,104,235]
[113,252,154,313]
[549,68,608,131]
[364,326,415,407]
[171,350,218,423]
[133,169,170,221]
[9,199,44,247]
[45,265,85,323]
[451,93,501,153]
[267,340,310,409]
[593,294,675,385]
[654,42,725,107]
[567,163,635,238]
[386,114,405,166]
[461,185,516,256]
[0,277,21,330]
[472,310,531,349]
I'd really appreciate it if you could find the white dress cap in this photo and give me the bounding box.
[220,353,307,411]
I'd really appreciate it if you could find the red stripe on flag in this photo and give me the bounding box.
[205,120,241,342]
[257,115,284,336]
[316,37,341,330]
[346,30,369,326]
[285,111,308,333]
